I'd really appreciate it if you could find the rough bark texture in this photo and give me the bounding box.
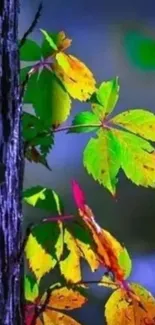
[0,0,24,324]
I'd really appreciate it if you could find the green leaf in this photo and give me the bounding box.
[111,109,155,141]
[22,112,54,160]
[20,39,41,61]
[25,146,52,171]
[92,78,120,119]
[24,274,39,302]
[32,69,71,127]
[40,29,58,53]
[112,128,155,188]
[68,111,101,133]
[30,134,54,156]
[22,112,49,141]
[20,67,38,104]
[23,186,64,214]
[83,129,121,195]
[118,248,132,279]
[41,30,72,58]
[67,221,95,245]
[41,32,60,58]
[25,222,63,282]
[124,31,155,70]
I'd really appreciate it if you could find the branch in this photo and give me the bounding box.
[19,2,43,49]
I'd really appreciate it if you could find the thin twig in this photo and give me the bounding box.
[19,2,43,49]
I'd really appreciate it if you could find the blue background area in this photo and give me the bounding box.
[20,1,155,324]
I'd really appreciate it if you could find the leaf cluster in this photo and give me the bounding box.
[20,29,155,325]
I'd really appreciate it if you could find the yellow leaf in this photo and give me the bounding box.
[53,52,96,101]
[43,287,87,310]
[25,222,63,282]
[60,229,81,283]
[25,234,55,282]
[42,310,82,325]
[105,283,155,325]
[76,238,100,272]
[59,229,99,283]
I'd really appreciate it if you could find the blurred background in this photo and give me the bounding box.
[20,0,155,324]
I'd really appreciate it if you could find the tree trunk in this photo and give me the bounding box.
[0,0,24,324]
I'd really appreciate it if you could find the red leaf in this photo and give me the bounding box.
[71,180,86,211]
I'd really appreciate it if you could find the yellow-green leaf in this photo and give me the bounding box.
[24,275,39,302]
[105,283,155,325]
[94,78,120,118]
[118,248,132,279]
[68,111,101,133]
[111,109,155,141]
[83,129,121,195]
[32,70,71,127]
[112,128,155,188]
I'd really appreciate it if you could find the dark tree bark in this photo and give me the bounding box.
[0,0,24,324]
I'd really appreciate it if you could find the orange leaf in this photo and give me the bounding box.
[36,286,87,325]
[105,283,155,325]
[56,31,72,51]
[79,205,125,281]
[43,287,87,310]
[41,309,82,325]
[71,180,129,283]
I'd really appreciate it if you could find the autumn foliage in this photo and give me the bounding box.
[20,29,155,325]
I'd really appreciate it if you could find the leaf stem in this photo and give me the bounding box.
[42,215,75,222]
[76,279,119,287]
[52,123,102,133]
